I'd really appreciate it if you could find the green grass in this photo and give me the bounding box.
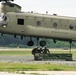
[0,62,76,72]
[0,49,31,56]
[0,48,76,72]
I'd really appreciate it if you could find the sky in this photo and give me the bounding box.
[3,0,76,17]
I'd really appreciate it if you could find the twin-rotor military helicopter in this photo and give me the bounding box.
[0,0,76,52]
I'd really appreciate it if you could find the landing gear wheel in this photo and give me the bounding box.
[40,40,46,47]
[27,40,34,46]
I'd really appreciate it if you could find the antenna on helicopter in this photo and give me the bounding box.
[0,0,14,3]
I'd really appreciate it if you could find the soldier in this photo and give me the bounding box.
[31,47,38,55]
[43,47,50,54]
[39,47,43,53]
[31,47,39,60]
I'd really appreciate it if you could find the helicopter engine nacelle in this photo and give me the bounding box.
[0,2,21,13]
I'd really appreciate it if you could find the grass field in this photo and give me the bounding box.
[0,48,76,72]
[0,48,31,56]
[0,62,76,71]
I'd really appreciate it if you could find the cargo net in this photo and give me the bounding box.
[32,47,72,61]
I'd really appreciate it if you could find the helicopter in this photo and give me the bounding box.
[0,0,75,52]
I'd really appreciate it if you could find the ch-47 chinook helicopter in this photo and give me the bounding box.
[0,0,76,51]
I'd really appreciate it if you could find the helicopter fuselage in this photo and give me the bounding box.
[0,12,76,41]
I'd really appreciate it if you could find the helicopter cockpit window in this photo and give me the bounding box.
[17,19,24,25]
[9,4,14,7]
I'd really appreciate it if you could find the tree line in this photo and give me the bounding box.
[0,34,76,48]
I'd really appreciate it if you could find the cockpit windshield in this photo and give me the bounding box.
[0,13,9,27]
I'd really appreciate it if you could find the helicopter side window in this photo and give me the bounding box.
[53,23,57,28]
[69,24,74,29]
[36,21,41,26]
[17,18,24,25]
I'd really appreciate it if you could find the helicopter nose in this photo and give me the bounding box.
[0,14,9,27]
[0,17,7,27]
[0,17,4,25]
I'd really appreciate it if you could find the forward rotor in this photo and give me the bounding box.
[0,0,14,3]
